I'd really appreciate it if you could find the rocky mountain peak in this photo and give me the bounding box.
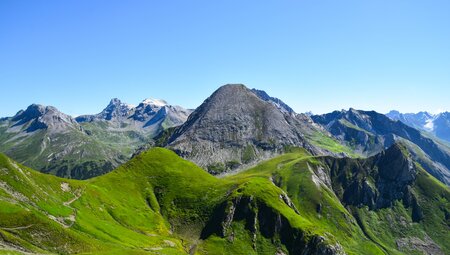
[9,104,79,133]
[108,97,121,105]
[130,98,167,122]
[386,110,437,131]
[165,83,324,173]
[100,98,133,120]
[11,104,46,123]
[76,98,134,122]
[378,142,416,183]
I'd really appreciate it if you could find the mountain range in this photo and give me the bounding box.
[386,110,450,143]
[0,98,191,179]
[311,109,450,185]
[0,84,449,255]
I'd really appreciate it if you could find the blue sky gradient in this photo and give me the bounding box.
[1,0,449,117]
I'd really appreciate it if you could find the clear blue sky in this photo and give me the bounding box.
[1,0,449,117]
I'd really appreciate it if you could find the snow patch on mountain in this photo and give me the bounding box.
[424,119,434,131]
[141,98,168,107]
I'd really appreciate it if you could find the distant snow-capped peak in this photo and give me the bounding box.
[141,98,168,107]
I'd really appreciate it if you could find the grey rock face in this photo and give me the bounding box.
[321,143,423,218]
[396,234,444,255]
[302,235,346,255]
[165,84,327,174]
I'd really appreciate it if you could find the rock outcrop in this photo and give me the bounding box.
[320,143,424,221]
[201,195,346,255]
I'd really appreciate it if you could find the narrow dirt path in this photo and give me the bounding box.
[0,224,34,231]
[63,191,82,206]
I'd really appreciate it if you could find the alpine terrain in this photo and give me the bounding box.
[0,98,191,179]
[0,84,448,255]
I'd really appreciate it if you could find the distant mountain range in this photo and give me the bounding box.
[311,109,450,185]
[0,98,191,179]
[386,110,450,143]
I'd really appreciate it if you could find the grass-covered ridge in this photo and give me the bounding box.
[0,146,448,254]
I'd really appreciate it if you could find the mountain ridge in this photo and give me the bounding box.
[312,108,450,185]
[386,110,450,143]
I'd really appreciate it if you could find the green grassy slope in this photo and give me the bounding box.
[0,149,341,254]
[0,147,448,254]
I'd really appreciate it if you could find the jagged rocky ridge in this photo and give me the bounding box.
[322,143,421,213]
[311,108,450,185]
[76,97,191,135]
[251,88,295,114]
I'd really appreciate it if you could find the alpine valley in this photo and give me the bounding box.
[0,84,449,255]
